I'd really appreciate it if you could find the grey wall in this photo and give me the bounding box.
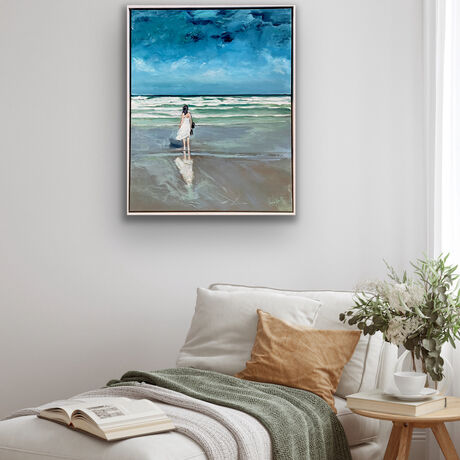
[0,0,425,417]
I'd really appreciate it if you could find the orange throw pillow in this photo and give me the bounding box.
[235,309,361,412]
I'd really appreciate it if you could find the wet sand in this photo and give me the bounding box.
[129,154,293,213]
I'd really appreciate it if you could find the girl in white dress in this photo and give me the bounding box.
[176,105,193,161]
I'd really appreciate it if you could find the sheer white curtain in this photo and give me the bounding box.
[433,0,460,261]
[429,0,460,456]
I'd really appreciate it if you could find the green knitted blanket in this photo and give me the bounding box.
[107,368,351,460]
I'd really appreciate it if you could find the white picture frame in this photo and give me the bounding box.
[126,5,296,215]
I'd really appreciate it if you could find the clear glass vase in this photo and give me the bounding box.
[394,349,453,394]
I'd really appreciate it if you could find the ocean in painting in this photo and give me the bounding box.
[129,94,293,212]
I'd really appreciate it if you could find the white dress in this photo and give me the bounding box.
[176,116,191,140]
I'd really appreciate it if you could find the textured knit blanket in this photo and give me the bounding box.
[6,368,351,460]
[108,367,352,460]
[7,383,271,460]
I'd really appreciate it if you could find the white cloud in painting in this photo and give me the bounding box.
[261,50,290,75]
[133,57,156,73]
[201,69,225,79]
[170,57,191,72]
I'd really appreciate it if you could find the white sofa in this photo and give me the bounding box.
[0,286,397,460]
[207,284,398,460]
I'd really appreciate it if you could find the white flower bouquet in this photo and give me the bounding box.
[340,254,460,382]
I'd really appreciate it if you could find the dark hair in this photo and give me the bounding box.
[182,104,189,115]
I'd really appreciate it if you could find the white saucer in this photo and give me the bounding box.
[391,388,439,401]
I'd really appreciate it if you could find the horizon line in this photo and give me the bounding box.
[131,93,291,97]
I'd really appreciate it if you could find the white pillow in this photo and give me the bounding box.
[210,283,385,398]
[176,287,322,375]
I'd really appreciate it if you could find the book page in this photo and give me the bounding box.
[74,398,167,429]
[39,398,106,422]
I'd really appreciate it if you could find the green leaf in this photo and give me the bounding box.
[435,315,445,327]
[422,338,436,351]
[415,306,429,318]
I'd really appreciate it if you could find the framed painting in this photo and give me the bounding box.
[127,5,295,215]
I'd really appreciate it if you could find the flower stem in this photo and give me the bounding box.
[411,350,417,371]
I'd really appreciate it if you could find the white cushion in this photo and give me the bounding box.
[334,396,379,447]
[176,288,322,375]
[210,284,385,398]
[0,416,206,460]
[0,405,377,459]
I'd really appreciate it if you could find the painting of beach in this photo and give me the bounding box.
[127,7,295,214]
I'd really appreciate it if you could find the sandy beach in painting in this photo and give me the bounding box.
[129,95,293,212]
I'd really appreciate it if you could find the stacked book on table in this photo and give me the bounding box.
[346,391,447,416]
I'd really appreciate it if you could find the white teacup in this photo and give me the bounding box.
[394,371,427,395]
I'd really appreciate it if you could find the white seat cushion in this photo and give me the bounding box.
[334,396,379,447]
[0,402,378,459]
[176,288,321,375]
[210,284,385,398]
[0,416,206,460]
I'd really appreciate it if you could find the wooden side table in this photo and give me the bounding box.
[351,397,460,460]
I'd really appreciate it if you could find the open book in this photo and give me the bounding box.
[38,397,175,441]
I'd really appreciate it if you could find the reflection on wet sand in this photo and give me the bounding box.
[175,157,194,186]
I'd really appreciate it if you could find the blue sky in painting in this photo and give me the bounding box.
[130,8,292,95]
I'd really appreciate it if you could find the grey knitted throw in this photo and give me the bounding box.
[6,383,271,460]
[108,367,352,460]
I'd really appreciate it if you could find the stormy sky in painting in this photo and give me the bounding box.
[130,8,292,95]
